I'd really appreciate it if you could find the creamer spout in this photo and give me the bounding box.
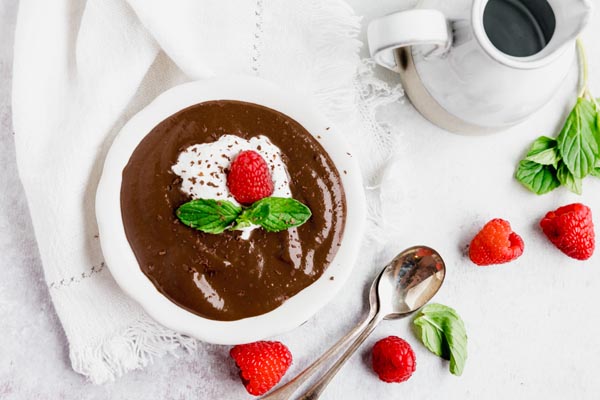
[547,0,592,49]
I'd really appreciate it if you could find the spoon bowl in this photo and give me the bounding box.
[379,245,446,319]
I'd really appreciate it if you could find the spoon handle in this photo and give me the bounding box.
[297,314,383,400]
[260,312,377,400]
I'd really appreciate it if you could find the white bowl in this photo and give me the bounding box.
[96,77,366,344]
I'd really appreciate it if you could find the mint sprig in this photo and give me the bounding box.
[557,98,599,178]
[413,303,468,376]
[176,199,242,234]
[176,197,311,234]
[516,39,600,195]
[557,163,583,195]
[523,136,560,167]
[515,160,560,195]
[237,197,312,232]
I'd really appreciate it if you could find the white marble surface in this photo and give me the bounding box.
[2,0,600,399]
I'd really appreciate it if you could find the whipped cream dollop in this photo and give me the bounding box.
[171,134,292,238]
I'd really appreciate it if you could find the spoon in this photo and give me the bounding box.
[261,246,445,400]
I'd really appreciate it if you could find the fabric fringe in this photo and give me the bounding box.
[354,59,404,236]
[355,59,404,183]
[305,0,363,119]
[298,0,405,267]
[71,315,197,384]
[300,0,404,236]
[355,59,405,246]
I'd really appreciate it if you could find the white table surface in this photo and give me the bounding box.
[2,1,600,399]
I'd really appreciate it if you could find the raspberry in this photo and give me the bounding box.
[540,203,595,260]
[230,341,292,396]
[227,150,274,205]
[372,336,416,383]
[469,218,524,266]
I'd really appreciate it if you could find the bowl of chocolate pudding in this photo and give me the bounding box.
[96,77,366,344]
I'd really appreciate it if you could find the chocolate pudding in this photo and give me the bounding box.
[120,100,346,321]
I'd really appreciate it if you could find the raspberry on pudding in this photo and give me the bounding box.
[227,150,275,205]
[120,101,346,321]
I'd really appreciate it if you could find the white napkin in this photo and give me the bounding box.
[12,0,401,383]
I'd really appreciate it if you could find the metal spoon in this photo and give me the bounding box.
[261,246,445,400]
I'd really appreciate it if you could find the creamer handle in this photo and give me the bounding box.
[368,9,452,71]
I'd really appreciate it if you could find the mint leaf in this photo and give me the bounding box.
[230,201,270,230]
[524,136,560,166]
[413,303,467,376]
[176,199,241,234]
[557,98,599,178]
[236,197,311,232]
[527,136,556,153]
[230,218,253,230]
[592,159,600,178]
[595,101,600,148]
[515,160,560,195]
[526,148,561,168]
[557,163,583,195]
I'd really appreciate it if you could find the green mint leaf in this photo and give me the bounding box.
[525,147,561,167]
[176,199,242,234]
[413,303,468,376]
[230,218,253,230]
[595,101,600,148]
[236,197,312,232]
[230,202,269,230]
[515,160,560,195]
[524,136,560,167]
[526,136,556,154]
[592,159,600,178]
[524,137,560,166]
[557,98,599,178]
[557,163,583,195]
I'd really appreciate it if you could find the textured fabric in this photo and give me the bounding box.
[12,0,401,384]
